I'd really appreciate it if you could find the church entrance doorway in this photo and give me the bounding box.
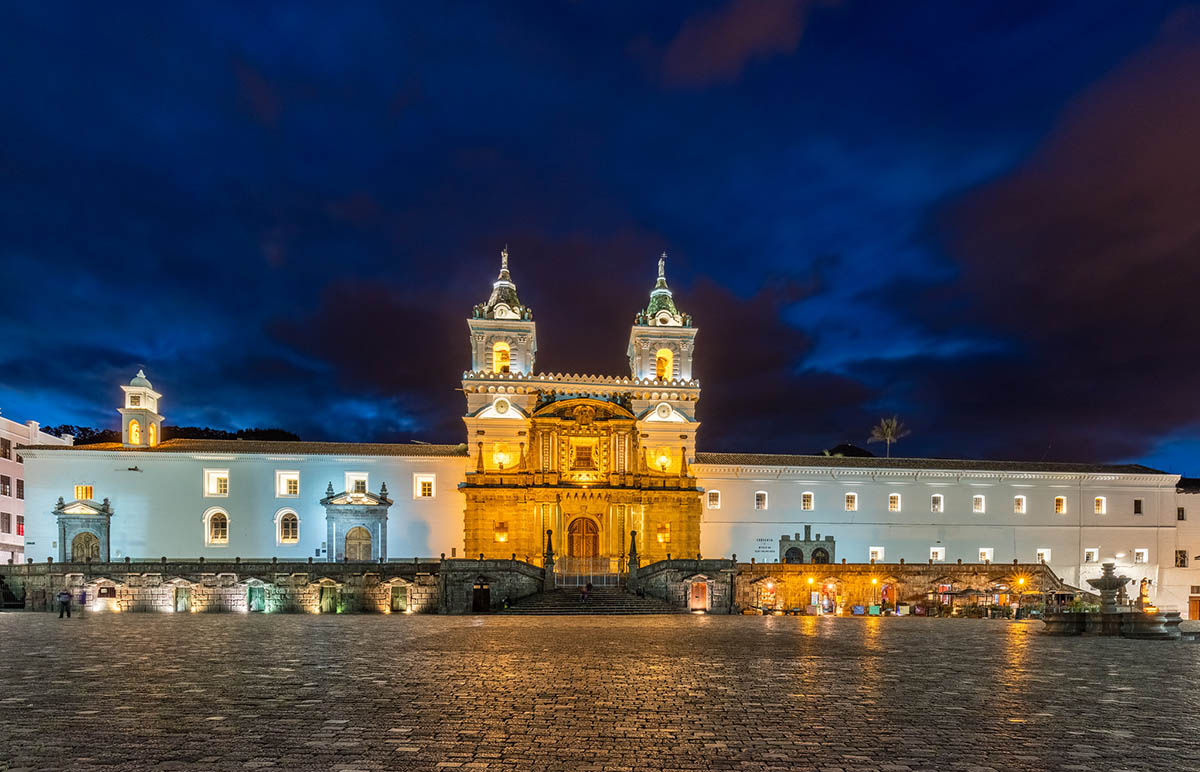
[345,527,372,561]
[689,581,708,611]
[567,517,599,558]
[71,532,100,562]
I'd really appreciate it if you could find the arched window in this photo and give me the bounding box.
[655,348,674,380]
[148,422,157,447]
[493,341,511,374]
[204,508,229,546]
[276,510,299,545]
[128,419,141,445]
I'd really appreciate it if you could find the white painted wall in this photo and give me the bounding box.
[21,449,468,562]
[695,463,1200,615]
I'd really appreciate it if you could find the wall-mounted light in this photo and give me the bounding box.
[494,522,508,543]
[656,523,670,544]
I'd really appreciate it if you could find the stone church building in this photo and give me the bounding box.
[15,252,1200,615]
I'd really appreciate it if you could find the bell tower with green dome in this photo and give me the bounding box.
[118,369,163,447]
[467,247,537,375]
[627,254,697,381]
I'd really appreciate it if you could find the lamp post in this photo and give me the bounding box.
[871,576,879,613]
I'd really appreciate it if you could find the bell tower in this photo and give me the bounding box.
[627,254,697,381]
[118,369,163,447]
[467,248,537,375]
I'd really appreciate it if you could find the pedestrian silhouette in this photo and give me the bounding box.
[56,589,72,619]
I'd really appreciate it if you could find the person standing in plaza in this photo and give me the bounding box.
[56,589,72,619]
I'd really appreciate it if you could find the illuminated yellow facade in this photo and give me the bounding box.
[462,251,702,569]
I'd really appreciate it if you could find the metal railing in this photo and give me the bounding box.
[555,557,623,587]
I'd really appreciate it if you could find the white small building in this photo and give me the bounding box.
[0,413,73,564]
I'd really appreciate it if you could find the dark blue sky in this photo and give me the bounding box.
[3,1,1199,473]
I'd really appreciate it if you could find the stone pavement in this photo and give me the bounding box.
[1,613,1199,772]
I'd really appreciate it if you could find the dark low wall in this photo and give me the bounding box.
[0,557,544,614]
[633,559,1066,612]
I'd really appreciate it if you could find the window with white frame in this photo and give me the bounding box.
[978,547,994,563]
[1054,496,1067,514]
[204,469,230,497]
[204,508,229,545]
[930,494,943,513]
[888,493,901,512]
[801,491,814,511]
[844,492,857,511]
[930,546,945,562]
[276,510,299,545]
[1013,495,1026,514]
[345,472,368,495]
[1084,547,1099,564]
[972,495,985,513]
[868,546,884,562]
[413,473,436,499]
[1036,548,1051,563]
[1133,548,1148,564]
[706,490,721,509]
[276,471,300,498]
[754,491,768,510]
[1094,496,1106,515]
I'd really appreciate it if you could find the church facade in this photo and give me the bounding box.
[16,253,1200,615]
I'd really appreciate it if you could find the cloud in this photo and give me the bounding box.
[869,12,1200,462]
[660,0,820,87]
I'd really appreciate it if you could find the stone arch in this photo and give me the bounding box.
[783,547,804,564]
[566,516,600,559]
[71,531,100,562]
[810,547,830,564]
[345,526,372,561]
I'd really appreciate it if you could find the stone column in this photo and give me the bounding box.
[542,529,556,592]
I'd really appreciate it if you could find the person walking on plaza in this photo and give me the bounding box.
[56,589,72,619]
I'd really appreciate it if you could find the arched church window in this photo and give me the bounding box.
[655,348,673,380]
[493,342,511,374]
[129,419,141,445]
[148,423,157,447]
[208,511,229,545]
[279,512,299,544]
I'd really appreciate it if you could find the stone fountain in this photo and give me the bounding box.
[1042,562,1182,639]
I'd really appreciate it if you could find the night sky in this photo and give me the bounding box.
[2,2,1199,473]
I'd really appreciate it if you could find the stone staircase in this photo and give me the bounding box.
[501,586,686,615]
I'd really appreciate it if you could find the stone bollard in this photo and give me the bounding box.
[47,557,53,564]
[899,558,905,565]
[841,558,846,564]
[957,558,962,565]
[272,556,277,564]
[511,553,516,562]
[479,553,484,561]
[308,556,313,564]
[441,553,446,562]
[235,556,241,565]
[161,556,167,564]
[1013,558,1019,565]
[27,558,33,564]
[732,554,737,562]
[870,558,875,565]
[198,556,205,564]
[125,556,131,565]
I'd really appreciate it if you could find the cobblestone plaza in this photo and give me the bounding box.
[2,614,1199,771]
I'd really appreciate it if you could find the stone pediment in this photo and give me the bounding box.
[53,497,112,517]
[532,396,635,422]
[321,482,392,507]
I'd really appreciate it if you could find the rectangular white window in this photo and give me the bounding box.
[888,493,901,512]
[413,473,436,499]
[1013,495,1026,514]
[706,490,721,509]
[345,472,368,495]
[972,495,986,513]
[74,484,94,501]
[930,546,945,562]
[869,546,884,562]
[979,547,994,563]
[1084,548,1099,564]
[845,492,857,511]
[1133,548,1148,564]
[754,491,768,510]
[1094,496,1106,515]
[801,492,813,511]
[1036,548,1051,563]
[276,471,300,498]
[1054,496,1066,514]
[930,494,943,513]
[204,469,229,497]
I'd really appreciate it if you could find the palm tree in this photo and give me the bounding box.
[868,416,911,458]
